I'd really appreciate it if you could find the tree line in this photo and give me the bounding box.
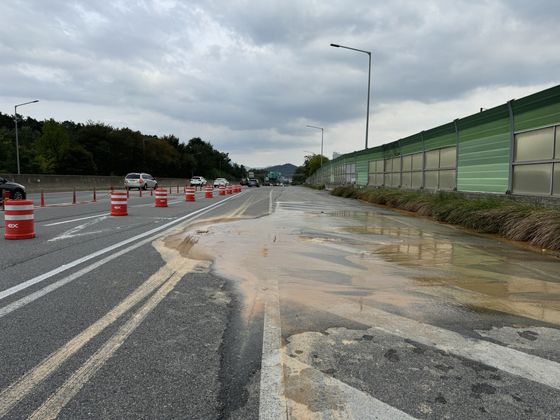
[0,112,247,180]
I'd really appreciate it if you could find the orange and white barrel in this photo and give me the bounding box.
[155,188,168,207]
[219,185,226,196]
[226,185,233,195]
[4,199,35,240]
[185,187,196,202]
[233,185,240,193]
[111,191,128,216]
[205,185,213,199]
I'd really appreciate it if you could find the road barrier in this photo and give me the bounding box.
[219,185,226,196]
[205,185,213,199]
[226,185,233,195]
[233,185,241,193]
[4,199,35,240]
[155,188,168,207]
[185,187,196,202]
[111,191,128,216]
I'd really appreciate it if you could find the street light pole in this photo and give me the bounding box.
[306,125,324,167]
[14,100,39,175]
[330,43,371,149]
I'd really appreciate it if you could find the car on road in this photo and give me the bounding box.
[124,173,158,190]
[247,178,260,187]
[0,177,26,203]
[190,176,207,187]
[213,178,229,188]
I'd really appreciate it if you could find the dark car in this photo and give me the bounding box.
[0,177,26,203]
[247,178,260,187]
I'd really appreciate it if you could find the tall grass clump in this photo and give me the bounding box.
[331,186,560,251]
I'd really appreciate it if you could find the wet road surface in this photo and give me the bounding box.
[2,186,560,418]
[187,187,560,419]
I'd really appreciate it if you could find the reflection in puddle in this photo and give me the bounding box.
[173,201,560,326]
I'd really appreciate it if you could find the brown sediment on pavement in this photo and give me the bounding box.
[177,203,560,327]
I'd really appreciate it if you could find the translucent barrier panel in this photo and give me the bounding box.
[425,171,438,189]
[439,147,457,168]
[425,150,440,170]
[411,171,423,188]
[402,172,412,188]
[512,164,552,195]
[392,157,401,172]
[368,161,375,173]
[514,127,554,162]
[391,172,400,186]
[376,160,384,173]
[556,129,560,159]
[375,173,384,186]
[402,155,412,171]
[384,159,392,172]
[554,164,560,196]
[439,170,456,190]
[412,153,423,170]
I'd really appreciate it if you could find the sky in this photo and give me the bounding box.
[1,0,559,169]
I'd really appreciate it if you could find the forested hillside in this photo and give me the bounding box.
[0,112,246,179]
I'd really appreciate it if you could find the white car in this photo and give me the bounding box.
[124,173,158,190]
[190,176,207,187]
[213,178,229,188]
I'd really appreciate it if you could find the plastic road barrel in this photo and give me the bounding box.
[205,185,213,199]
[226,185,232,195]
[155,188,168,207]
[219,185,226,196]
[111,191,128,216]
[4,199,35,240]
[185,187,195,202]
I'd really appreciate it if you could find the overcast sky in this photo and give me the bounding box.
[1,1,559,168]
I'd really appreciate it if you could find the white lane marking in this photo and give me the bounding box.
[285,357,416,419]
[28,270,185,420]
[328,302,560,391]
[48,217,108,242]
[259,279,288,419]
[0,192,246,302]
[43,213,110,226]
[0,264,178,417]
[0,195,242,318]
[268,189,273,215]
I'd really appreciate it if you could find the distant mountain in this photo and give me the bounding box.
[259,163,298,177]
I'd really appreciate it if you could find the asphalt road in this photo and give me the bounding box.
[1,186,560,419]
[0,186,273,419]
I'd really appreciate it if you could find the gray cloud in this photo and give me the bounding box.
[1,0,559,167]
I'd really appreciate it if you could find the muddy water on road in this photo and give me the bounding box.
[169,197,560,418]
[183,201,560,327]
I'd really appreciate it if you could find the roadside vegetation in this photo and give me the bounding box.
[0,112,246,180]
[331,186,560,251]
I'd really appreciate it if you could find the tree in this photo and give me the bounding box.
[34,119,71,173]
[304,154,329,177]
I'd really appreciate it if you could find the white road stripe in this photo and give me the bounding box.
[43,213,110,226]
[285,357,416,419]
[259,279,288,419]
[28,270,185,420]
[0,192,246,302]
[327,302,560,391]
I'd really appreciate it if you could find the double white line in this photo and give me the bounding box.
[0,192,245,316]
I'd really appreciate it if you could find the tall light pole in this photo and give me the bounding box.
[14,100,39,174]
[306,125,324,167]
[330,43,371,149]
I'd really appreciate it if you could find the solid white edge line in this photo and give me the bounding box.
[0,192,247,302]
[259,279,288,420]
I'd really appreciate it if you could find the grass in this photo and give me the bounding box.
[331,186,560,251]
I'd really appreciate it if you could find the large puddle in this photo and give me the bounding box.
[166,200,560,326]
